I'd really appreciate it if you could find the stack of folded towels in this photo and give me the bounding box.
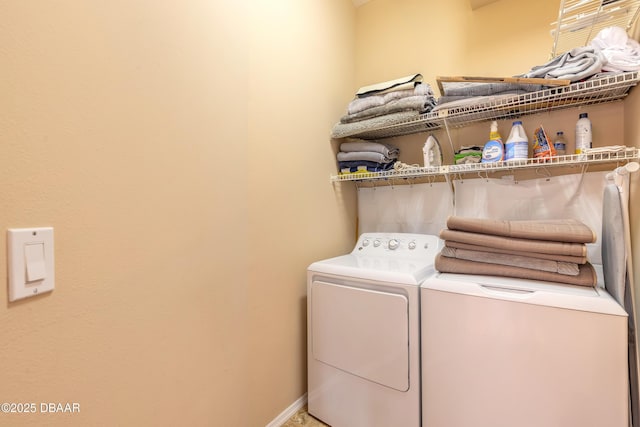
[337,138,399,174]
[435,216,598,287]
[332,74,437,139]
[454,145,483,164]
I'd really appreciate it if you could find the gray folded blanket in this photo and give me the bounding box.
[340,140,399,158]
[446,216,596,243]
[440,82,543,97]
[522,46,604,82]
[336,151,397,163]
[331,111,421,139]
[441,246,580,276]
[435,253,597,287]
[348,83,433,115]
[341,95,436,123]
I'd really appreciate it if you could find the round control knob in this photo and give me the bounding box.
[408,241,417,250]
[362,239,370,247]
[388,239,399,250]
[373,239,381,247]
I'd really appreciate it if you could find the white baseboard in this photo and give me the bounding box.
[265,393,308,427]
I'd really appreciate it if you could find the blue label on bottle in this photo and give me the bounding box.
[482,140,503,162]
[504,141,528,161]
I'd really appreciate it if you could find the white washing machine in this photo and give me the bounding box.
[307,232,442,427]
[421,270,629,427]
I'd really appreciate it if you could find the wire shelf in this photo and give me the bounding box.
[338,71,639,140]
[551,0,640,57]
[330,147,640,183]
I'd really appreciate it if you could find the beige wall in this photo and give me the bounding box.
[0,1,355,426]
[355,0,559,93]
[247,0,357,424]
[3,0,638,425]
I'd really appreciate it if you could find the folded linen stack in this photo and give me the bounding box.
[435,216,598,287]
[454,145,483,164]
[337,138,399,174]
[331,74,437,139]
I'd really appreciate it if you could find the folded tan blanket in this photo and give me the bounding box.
[441,247,580,276]
[435,254,597,287]
[446,216,596,244]
[440,229,587,258]
[445,240,587,264]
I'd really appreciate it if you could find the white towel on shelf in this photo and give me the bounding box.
[590,26,640,72]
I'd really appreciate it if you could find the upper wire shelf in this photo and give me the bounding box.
[551,0,640,57]
[331,148,640,183]
[336,71,639,140]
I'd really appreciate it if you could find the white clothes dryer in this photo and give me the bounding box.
[307,232,442,427]
[421,270,629,427]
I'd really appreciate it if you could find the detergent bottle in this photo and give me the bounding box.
[481,121,503,163]
[575,113,592,154]
[504,120,529,161]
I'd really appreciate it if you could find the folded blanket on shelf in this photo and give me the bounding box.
[331,111,420,139]
[434,93,531,110]
[337,151,397,164]
[341,95,436,123]
[348,83,433,115]
[444,240,587,264]
[356,73,423,98]
[440,81,543,97]
[338,160,395,173]
[439,229,587,257]
[441,246,580,275]
[434,254,597,287]
[590,26,640,72]
[454,145,483,164]
[446,216,596,243]
[522,46,604,82]
[340,140,399,158]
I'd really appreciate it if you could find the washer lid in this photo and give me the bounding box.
[309,254,436,285]
[422,265,627,316]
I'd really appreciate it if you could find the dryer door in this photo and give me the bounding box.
[310,280,409,391]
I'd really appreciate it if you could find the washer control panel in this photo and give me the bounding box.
[353,232,442,259]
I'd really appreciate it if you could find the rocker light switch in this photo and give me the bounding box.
[8,227,55,301]
[25,243,46,282]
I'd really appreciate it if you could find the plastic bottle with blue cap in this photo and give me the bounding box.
[504,120,529,161]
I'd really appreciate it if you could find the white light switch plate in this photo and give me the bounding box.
[7,227,55,301]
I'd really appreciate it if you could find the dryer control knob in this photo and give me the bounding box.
[408,241,417,250]
[389,239,399,250]
[363,239,370,247]
[373,239,381,247]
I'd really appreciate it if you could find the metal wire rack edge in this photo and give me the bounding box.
[330,148,640,183]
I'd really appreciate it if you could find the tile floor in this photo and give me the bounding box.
[281,406,330,427]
